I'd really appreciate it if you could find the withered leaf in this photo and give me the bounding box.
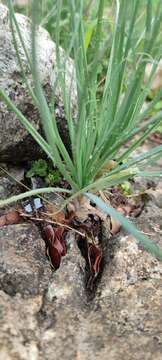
[42,224,66,269]
[88,244,102,277]
[110,217,121,235]
[54,227,66,256]
[0,210,21,227]
[47,245,61,270]
[45,203,65,223]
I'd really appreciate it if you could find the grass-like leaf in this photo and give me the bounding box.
[0,0,162,259]
[0,187,71,207]
[86,193,162,262]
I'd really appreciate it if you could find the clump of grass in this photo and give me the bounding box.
[1,0,162,260]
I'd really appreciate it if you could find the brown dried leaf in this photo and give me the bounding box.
[45,203,65,223]
[117,205,132,216]
[54,227,66,256]
[68,196,110,229]
[110,217,121,235]
[149,132,162,144]
[0,210,21,227]
[42,224,66,269]
[88,244,102,276]
[0,215,7,227]
[47,245,61,270]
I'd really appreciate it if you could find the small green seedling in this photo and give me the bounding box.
[26,159,61,185]
[120,181,132,196]
[45,170,61,186]
[26,159,48,178]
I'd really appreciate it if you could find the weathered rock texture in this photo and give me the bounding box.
[0,4,76,163]
[145,59,162,91]
[0,196,162,360]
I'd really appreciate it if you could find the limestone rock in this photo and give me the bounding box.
[146,187,162,208]
[0,224,85,360]
[145,59,162,91]
[0,199,162,359]
[0,223,51,296]
[0,4,76,163]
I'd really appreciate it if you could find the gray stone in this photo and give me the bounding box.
[0,198,162,359]
[0,4,76,163]
[0,176,16,203]
[0,164,26,217]
[0,223,51,296]
[146,187,162,208]
[0,291,42,360]
[0,223,86,360]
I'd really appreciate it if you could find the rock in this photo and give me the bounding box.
[0,164,25,215]
[1,199,162,359]
[0,223,86,360]
[5,165,25,183]
[146,186,162,208]
[145,59,162,91]
[0,223,51,296]
[0,291,42,360]
[85,234,162,360]
[37,216,162,360]
[0,222,50,359]
[37,232,86,360]
[0,177,13,201]
[0,4,76,163]
[13,0,30,6]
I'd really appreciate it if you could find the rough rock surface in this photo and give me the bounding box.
[0,224,51,296]
[0,196,162,360]
[0,4,76,163]
[145,59,162,91]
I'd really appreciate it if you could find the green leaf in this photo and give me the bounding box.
[1,0,162,206]
[84,20,96,50]
[0,187,71,207]
[45,170,61,185]
[120,181,132,195]
[26,169,35,178]
[26,159,48,178]
[86,192,162,262]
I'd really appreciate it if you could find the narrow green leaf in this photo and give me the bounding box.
[0,187,71,207]
[84,20,96,50]
[86,193,162,261]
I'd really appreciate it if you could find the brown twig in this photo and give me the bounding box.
[19,212,85,237]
